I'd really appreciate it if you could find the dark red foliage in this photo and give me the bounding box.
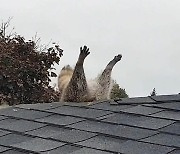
[0,24,63,105]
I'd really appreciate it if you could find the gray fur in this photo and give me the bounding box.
[58,46,122,102]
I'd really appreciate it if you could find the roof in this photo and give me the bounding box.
[0,94,179,154]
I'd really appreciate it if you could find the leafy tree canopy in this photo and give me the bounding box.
[0,20,63,105]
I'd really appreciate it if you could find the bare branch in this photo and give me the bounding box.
[0,17,14,38]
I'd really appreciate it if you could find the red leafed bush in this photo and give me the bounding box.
[0,21,63,105]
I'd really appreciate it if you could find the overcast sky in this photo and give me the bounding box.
[1,0,180,97]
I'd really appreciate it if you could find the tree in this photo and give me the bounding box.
[110,82,128,99]
[150,88,157,96]
[0,20,63,105]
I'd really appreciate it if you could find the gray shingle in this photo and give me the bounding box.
[13,138,65,152]
[90,101,134,112]
[48,106,112,119]
[168,149,180,154]
[113,96,155,105]
[78,136,174,154]
[0,145,10,153]
[0,134,33,146]
[0,118,46,132]
[16,102,62,110]
[0,129,11,137]
[102,113,144,125]
[150,102,180,111]
[160,122,180,135]
[1,150,30,154]
[0,94,179,153]
[36,114,84,126]
[70,147,112,154]
[116,140,174,154]
[69,120,157,139]
[41,144,81,154]
[27,125,96,143]
[102,113,175,129]
[0,107,52,120]
[26,126,65,138]
[141,133,180,147]
[134,117,174,130]
[0,115,7,121]
[151,94,180,102]
[151,110,180,120]
[0,118,17,126]
[51,128,97,143]
[121,105,163,115]
[58,101,96,107]
[78,135,127,152]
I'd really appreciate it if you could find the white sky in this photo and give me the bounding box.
[1,0,180,97]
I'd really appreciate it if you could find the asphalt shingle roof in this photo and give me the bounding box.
[0,94,179,154]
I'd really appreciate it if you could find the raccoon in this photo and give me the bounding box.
[58,46,122,102]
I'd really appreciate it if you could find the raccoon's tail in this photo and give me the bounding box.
[58,65,73,94]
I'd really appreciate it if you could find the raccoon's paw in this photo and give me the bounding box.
[113,54,122,62]
[79,45,90,59]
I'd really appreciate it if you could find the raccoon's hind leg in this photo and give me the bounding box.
[62,46,91,102]
[97,54,122,100]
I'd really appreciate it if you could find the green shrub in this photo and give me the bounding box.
[110,82,128,99]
